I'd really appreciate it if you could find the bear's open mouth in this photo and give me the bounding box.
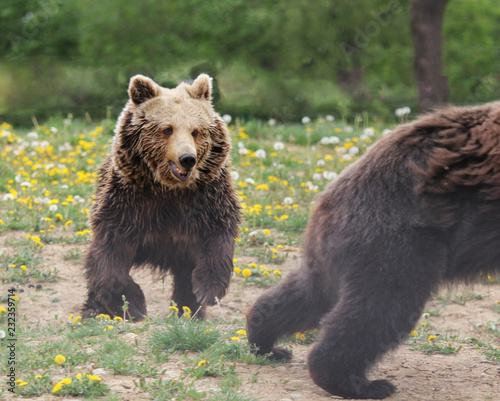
[170,161,191,181]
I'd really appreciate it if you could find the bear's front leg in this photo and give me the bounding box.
[82,240,147,320]
[191,234,234,306]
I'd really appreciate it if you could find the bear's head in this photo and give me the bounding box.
[112,74,231,188]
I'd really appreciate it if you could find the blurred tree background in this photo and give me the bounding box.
[0,0,499,123]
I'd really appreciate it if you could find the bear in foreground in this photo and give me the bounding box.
[81,74,240,320]
[246,102,500,399]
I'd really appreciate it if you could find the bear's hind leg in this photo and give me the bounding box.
[246,268,331,361]
[308,231,448,399]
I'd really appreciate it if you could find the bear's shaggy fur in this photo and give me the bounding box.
[246,102,500,399]
[82,74,240,320]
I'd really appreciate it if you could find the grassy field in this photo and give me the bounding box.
[0,115,499,400]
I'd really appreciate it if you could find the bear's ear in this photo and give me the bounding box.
[128,75,160,105]
[187,74,212,101]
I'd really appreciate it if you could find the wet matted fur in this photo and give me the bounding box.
[246,102,500,399]
[82,74,241,320]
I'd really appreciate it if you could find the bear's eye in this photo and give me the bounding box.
[192,129,199,138]
[163,126,173,136]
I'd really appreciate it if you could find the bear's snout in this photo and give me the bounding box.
[179,154,197,170]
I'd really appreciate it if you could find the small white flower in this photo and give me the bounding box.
[323,171,338,180]
[60,185,69,189]
[312,173,322,181]
[73,195,84,203]
[50,127,58,133]
[336,147,347,155]
[27,131,38,139]
[273,141,284,150]
[245,178,255,185]
[344,126,353,133]
[317,159,326,166]
[320,137,330,145]
[2,131,11,138]
[0,330,5,339]
[20,182,31,187]
[348,146,359,156]
[222,114,232,124]
[343,154,352,161]
[255,149,266,159]
[382,129,392,136]
[326,115,335,122]
[284,197,293,205]
[360,134,370,141]
[40,140,50,149]
[329,136,340,144]
[395,107,411,117]
[301,116,311,124]
[15,175,23,183]
[238,147,248,155]
[268,118,276,126]
[41,197,51,204]
[49,204,58,212]
[363,127,375,136]
[3,193,14,201]
[248,231,258,237]
[230,171,239,181]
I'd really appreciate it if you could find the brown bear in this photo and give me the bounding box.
[81,74,240,320]
[246,102,500,399]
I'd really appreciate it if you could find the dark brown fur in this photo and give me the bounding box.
[82,75,240,320]
[246,102,500,399]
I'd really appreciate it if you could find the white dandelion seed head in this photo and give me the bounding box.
[301,116,311,124]
[344,126,353,133]
[323,171,338,180]
[336,147,347,155]
[222,114,232,124]
[245,178,255,185]
[326,115,335,122]
[382,129,392,136]
[284,197,293,205]
[360,133,370,141]
[20,181,31,187]
[49,204,58,212]
[363,127,375,136]
[3,193,14,201]
[255,149,266,159]
[317,159,326,167]
[268,118,277,126]
[348,146,359,156]
[230,171,240,181]
[27,131,38,140]
[50,127,58,133]
[273,141,285,150]
[320,137,330,145]
[15,175,23,183]
[312,173,322,181]
[238,147,248,155]
[343,154,352,161]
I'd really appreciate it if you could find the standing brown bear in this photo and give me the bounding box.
[82,74,240,320]
[246,102,500,399]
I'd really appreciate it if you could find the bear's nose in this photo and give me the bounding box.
[179,154,196,170]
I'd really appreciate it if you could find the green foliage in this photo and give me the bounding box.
[1,1,499,121]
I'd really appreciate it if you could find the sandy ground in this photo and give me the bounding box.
[2,236,500,401]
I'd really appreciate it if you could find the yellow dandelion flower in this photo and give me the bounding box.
[87,374,102,381]
[233,258,238,263]
[428,335,437,342]
[76,373,82,380]
[204,328,213,334]
[231,336,240,341]
[53,382,63,393]
[65,220,73,226]
[234,267,241,274]
[296,332,306,340]
[60,378,72,385]
[242,268,252,278]
[113,316,123,322]
[68,314,74,320]
[20,265,27,271]
[12,295,19,301]
[198,360,208,367]
[182,306,192,318]
[55,213,63,220]
[96,313,111,320]
[410,330,418,336]
[170,306,179,313]
[248,262,257,269]
[236,329,247,336]
[273,270,282,276]
[73,316,82,323]
[263,229,271,235]
[35,375,42,379]
[256,184,269,190]
[54,354,66,365]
